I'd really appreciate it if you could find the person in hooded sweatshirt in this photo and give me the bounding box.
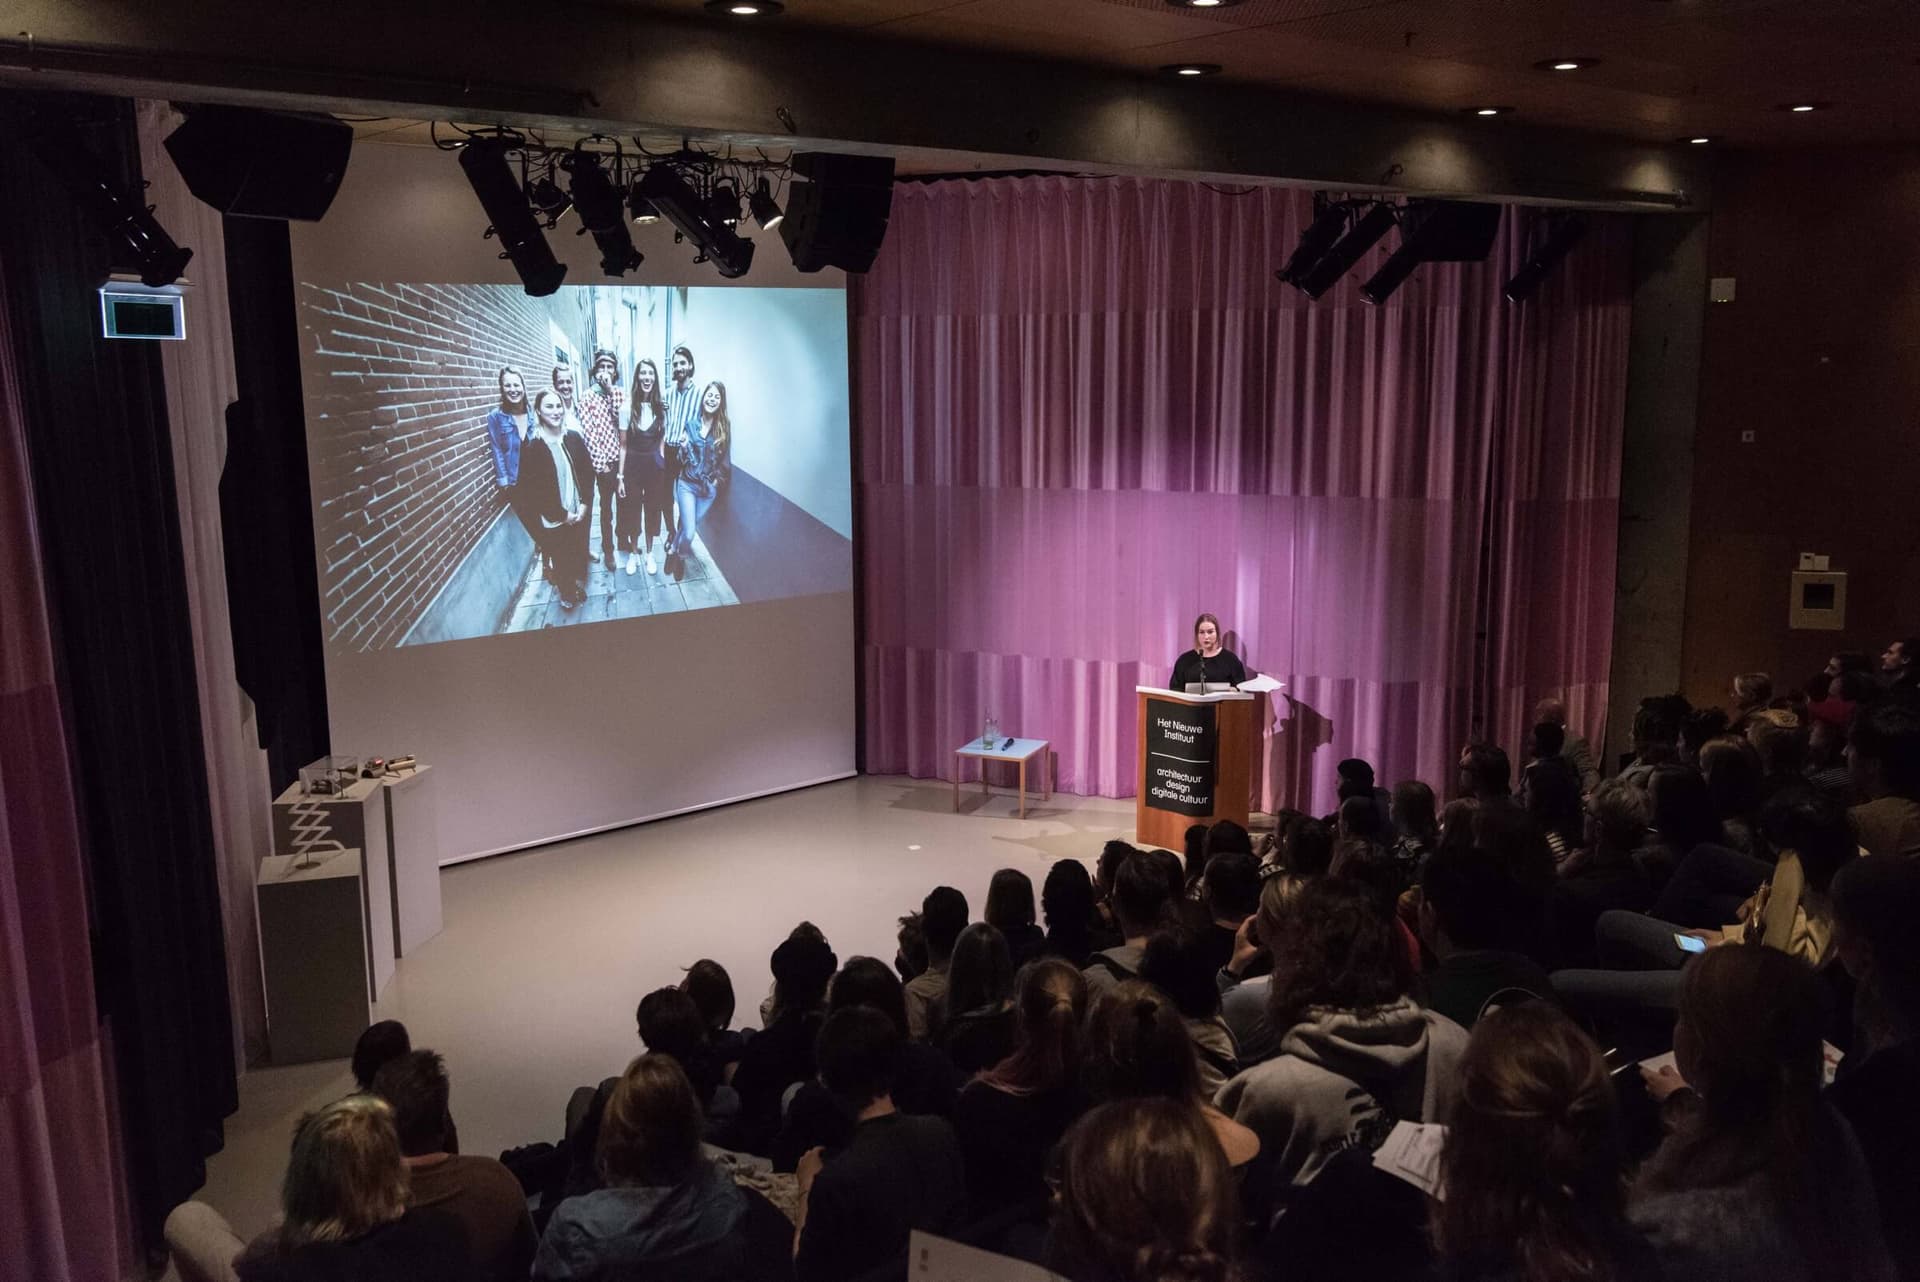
[1215,875,1467,1223]
[534,1054,750,1281]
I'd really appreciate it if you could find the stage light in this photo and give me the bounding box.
[1162,63,1222,77]
[705,0,784,12]
[636,163,755,278]
[1297,202,1398,299]
[1358,246,1420,304]
[23,115,193,286]
[1503,215,1587,302]
[1465,106,1514,117]
[1535,57,1598,71]
[458,136,566,296]
[749,178,784,231]
[1687,136,1712,145]
[562,151,643,277]
[1165,0,1247,7]
[627,187,660,224]
[1276,200,1350,290]
[1779,102,1829,113]
[708,182,743,227]
[527,175,570,226]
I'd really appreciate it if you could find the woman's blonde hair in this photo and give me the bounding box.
[279,1095,409,1248]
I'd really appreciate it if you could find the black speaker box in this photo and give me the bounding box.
[164,107,352,222]
[1403,200,1502,262]
[778,153,896,273]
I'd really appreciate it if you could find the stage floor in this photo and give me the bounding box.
[189,774,1138,1245]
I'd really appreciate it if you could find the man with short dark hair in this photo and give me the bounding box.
[1848,702,1920,858]
[577,348,626,571]
[904,887,967,1040]
[1534,696,1599,794]
[373,1050,533,1282]
[1083,851,1171,994]
[793,1007,964,1282]
[1884,637,1919,693]
[1416,848,1557,1029]
[1457,741,1515,804]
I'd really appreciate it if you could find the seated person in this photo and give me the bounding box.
[1139,926,1241,1097]
[1547,779,1656,969]
[904,887,966,1040]
[535,1055,766,1282]
[1040,859,1104,967]
[794,1007,965,1282]
[352,1020,413,1093]
[235,1096,467,1282]
[732,932,837,1154]
[1416,846,1558,1030]
[1083,852,1172,994]
[680,959,746,1068]
[937,923,1017,1075]
[1848,701,1920,859]
[374,1051,534,1282]
[985,868,1048,969]
[1082,980,1258,1171]
[1197,851,1262,977]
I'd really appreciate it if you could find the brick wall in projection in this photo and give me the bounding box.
[298,283,563,650]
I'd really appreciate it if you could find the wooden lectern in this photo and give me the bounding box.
[1134,686,1256,851]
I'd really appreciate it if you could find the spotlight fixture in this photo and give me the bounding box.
[457,136,565,296]
[635,163,755,279]
[748,177,784,231]
[1296,202,1398,299]
[562,150,644,276]
[627,187,660,224]
[1466,105,1515,117]
[527,174,571,226]
[705,0,783,12]
[1275,199,1351,289]
[1161,63,1222,77]
[1357,200,1501,305]
[708,182,743,228]
[1534,57,1598,71]
[1503,215,1588,302]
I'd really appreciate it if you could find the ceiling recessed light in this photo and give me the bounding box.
[1777,102,1829,113]
[1687,136,1711,145]
[1464,105,1514,117]
[705,0,783,13]
[1162,62,1222,77]
[1535,57,1599,71]
[1168,0,1247,7]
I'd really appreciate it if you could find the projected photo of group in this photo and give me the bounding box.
[297,283,853,651]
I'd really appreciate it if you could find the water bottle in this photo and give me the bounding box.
[984,714,997,747]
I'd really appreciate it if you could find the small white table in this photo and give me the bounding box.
[953,736,1053,819]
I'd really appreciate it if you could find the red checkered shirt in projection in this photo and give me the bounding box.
[578,387,626,474]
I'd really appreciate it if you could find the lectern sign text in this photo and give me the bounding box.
[1144,698,1218,817]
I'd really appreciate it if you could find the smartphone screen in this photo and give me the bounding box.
[1673,933,1708,954]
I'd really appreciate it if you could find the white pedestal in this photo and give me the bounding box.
[272,779,393,1001]
[381,766,443,956]
[256,849,372,1064]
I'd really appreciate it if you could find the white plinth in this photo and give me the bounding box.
[256,849,372,1064]
[381,765,443,956]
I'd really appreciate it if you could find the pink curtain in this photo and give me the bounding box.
[0,233,135,1279]
[854,177,1629,815]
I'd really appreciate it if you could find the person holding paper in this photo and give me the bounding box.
[1170,612,1247,690]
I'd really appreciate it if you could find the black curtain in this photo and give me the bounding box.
[0,91,237,1253]
[221,216,330,791]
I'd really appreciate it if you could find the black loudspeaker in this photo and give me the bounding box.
[164,106,352,222]
[1400,200,1502,261]
[778,153,895,273]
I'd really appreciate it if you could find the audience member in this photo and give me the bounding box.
[1215,872,1306,1069]
[1195,819,1253,890]
[1217,877,1464,1215]
[1082,980,1258,1169]
[1389,779,1439,876]
[894,911,927,984]
[1326,757,1393,836]
[1631,947,1895,1281]
[985,868,1047,968]
[1886,636,1918,694]
[732,929,836,1153]
[1640,765,1723,885]
[1827,855,1920,1281]
[1804,716,1854,804]
[793,1007,965,1282]
[352,1021,412,1093]
[905,886,967,1039]
[955,959,1089,1221]
[758,922,829,1025]
[1139,926,1240,1096]
[1046,1099,1240,1282]
[1522,750,1585,862]
[1728,672,1773,736]
[939,923,1018,1074]
[680,959,744,1066]
[1416,846,1558,1029]
[1546,778,1656,969]
[373,1051,534,1282]
[1698,735,1764,854]
[235,1095,466,1282]
[636,988,734,1127]
[1535,695,1600,794]
[1084,851,1171,993]
[1278,815,1333,876]
[1458,740,1515,804]
[1197,851,1261,977]
[1434,1004,1657,1282]
[1746,708,1810,798]
[535,1054,759,1282]
[1093,840,1135,940]
[1041,859,1109,966]
[1848,701,1920,858]
[1619,696,1687,787]
[1679,706,1730,768]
